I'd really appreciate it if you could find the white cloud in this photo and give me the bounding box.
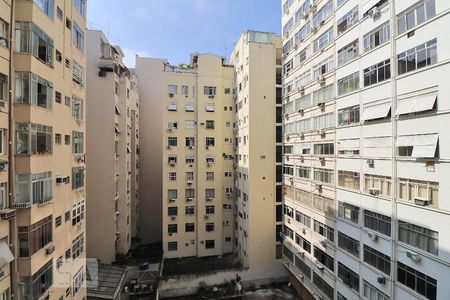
[122,47,151,68]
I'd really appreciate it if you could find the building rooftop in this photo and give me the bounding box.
[87,263,126,300]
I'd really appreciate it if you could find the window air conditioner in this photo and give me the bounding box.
[320,240,327,248]
[368,232,378,241]
[226,193,232,197]
[377,276,386,284]
[367,159,375,166]
[406,250,421,262]
[45,243,55,255]
[186,198,193,202]
[414,197,430,206]
[369,188,380,196]
[169,198,176,202]
[298,109,304,115]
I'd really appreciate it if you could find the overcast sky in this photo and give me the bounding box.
[87,0,281,67]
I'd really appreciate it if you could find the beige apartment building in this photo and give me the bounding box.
[0,1,14,300]
[0,0,89,299]
[86,30,140,264]
[136,54,235,258]
[230,31,284,269]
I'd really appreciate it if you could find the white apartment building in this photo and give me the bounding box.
[282,0,450,300]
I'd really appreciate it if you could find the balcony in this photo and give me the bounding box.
[0,208,16,220]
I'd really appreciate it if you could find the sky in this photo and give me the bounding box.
[87,0,281,67]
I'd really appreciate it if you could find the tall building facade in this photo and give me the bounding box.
[86,30,140,263]
[230,31,284,269]
[282,0,450,300]
[136,54,236,258]
[10,0,87,299]
[0,1,14,300]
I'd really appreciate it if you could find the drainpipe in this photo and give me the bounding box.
[8,1,17,299]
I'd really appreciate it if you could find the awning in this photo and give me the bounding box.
[0,239,14,267]
[363,102,391,121]
[396,94,437,115]
[115,126,120,134]
[115,104,121,115]
[396,134,438,158]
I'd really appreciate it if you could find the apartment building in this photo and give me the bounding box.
[0,1,14,300]
[230,31,284,269]
[136,53,235,258]
[6,0,87,299]
[282,0,450,300]
[86,30,140,263]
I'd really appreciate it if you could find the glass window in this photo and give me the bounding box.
[338,105,360,126]
[72,167,85,189]
[313,28,333,53]
[15,22,54,66]
[338,171,360,190]
[72,131,83,153]
[398,220,438,255]
[338,202,359,223]
[364,210,392,237]
[338,262,359,292]
[15,72,53,109]
[337,6,359,36]
[313,84,334,105]
[19,259,53,300]
[363,59,391,86]
[72,0,86,17]
[363,281,390,300]
[72,60,84,86]
[16,123,52,155]
[363,245,391,275]
[34,0,54,18]
[314,246,334,271]
[397,262,436,300]
[363,22,390,52]
[398,39,437,75]
[72,95,83,120]
[72,22,84,52]
[338,72,359,96]
[314,220,334,242]
[338,232,359,257]
[338,39,359,66]
[313,168,334,184]
[397,0,436,34]
[18,216,52,257]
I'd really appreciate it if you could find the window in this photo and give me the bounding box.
[168,241,177,251]
[185,155,195,164]
[0,19,8,46]
[338,232,359,257]
[72,61,84,86]
[338,171,360,190]
[72,131,83,153]
[363,281,389,300]
[204,86,216,96]
[168,207,178,216]
[364,59,391,86]
[18,216,52,257]
[168,137,177,147]
[398,0,435,35]
[71,233,84,259]
[168,172,177,181]
[16,172,52,205]
[398,178,438,206]
[314,246,334,271]
[168,224,177,234]
[205,222,215,232]
[313,28,333,53]
[55,216,62,227]
[338,39,359,66]
[205,189,215,199]
[168,85,177,95]
[295,234,311,253]
[314,143,334,155]
[65,211,70,222]
[65,96,71,107]
[72,267,84,297]
[15,22,54,66]
[295,94,311,110]
[205,240,215,249]
[337,6,359,36]
[0,74,6,103]
[364,210,391,237]
[313,194,335,215]
[185,103,195,112]
[185,172,194,181]
[168,189,177,201]
[313,56,334,79]
[312,1,333,28]
[363,22,390,52]
[72,201,85,226]
[185,206,195,215]
[56,7,63,20]
[295,166,310,179]
[398,220,438,255]
[205,205,215,214]
[205,137,215,147]
[338,202,359,223]
[314,113,334,130]
[185,223,195,232]
[338,262,359,292]
[19,259,53,300]
[205,120,215,129]
[364,174,391,197]
[313,272,334,300]
[397,262,436,300]
[72,0,86,17]
[15,72,53,109]
[72,22,84,52]
[206,172,214,181]
[205,103,215,112]
[313,84,334,105]
[55,91,61,104]
[314,220,334,242]
[363,245,391,275]
[398,39,437,75]
[313,168,334,184]
[72,95,84,120]
[72,167,85,189]
[338,105,360,126]
[338,72,359,96]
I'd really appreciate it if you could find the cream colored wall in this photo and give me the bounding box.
[129,73,140,239]
[134,57,164,244]
[13,1,87,299]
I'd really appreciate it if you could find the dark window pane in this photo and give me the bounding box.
[417,48,427,68]
[417,4,425,24]
[426,0,436,19]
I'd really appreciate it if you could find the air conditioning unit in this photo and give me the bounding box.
[168,233,173,236]
[170,216,176,221]
[187,180,193,185]
[45,243,55,255]
[186,198,193,202]
[316,183,322,192]
[298,251,304,257]
[377,276,386,284]
[226,192,232,197]
[320,240,327,248]
[206,197,213,202]
[317,75,326,84]
[298,109,304,115]
[169,93,174,97]
[406,250,421,262]
[169,198,176,202]
[369,188,380,196]
[206,146,210,150]
[298,86,305,93]
[285,135,290,141]
[204,214,209,219]
[188,146,194,150]
[309,4,317,13]
[369,7,381,18]
[319,157,325,163]
[367,159,375,166]
[414,197,430,206]
[316,264,324,271]
[166,145,172,150]
[302,228,306,234]
[290,177,294,185]
[98,70,107,77]
[300,132,305,139]
[56,176,66,184]
[368,232,378,241]
[287,218,291,224]
[56,259,63,268]
[169,161,176,166]
[300,156,304,162]
[168,128,173,132]
[285,113,289,120]
[185,242,189,246]
[317,102,325,109]
[320,129,326,136]
[207,162,213,167]
[208,95,215,99]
